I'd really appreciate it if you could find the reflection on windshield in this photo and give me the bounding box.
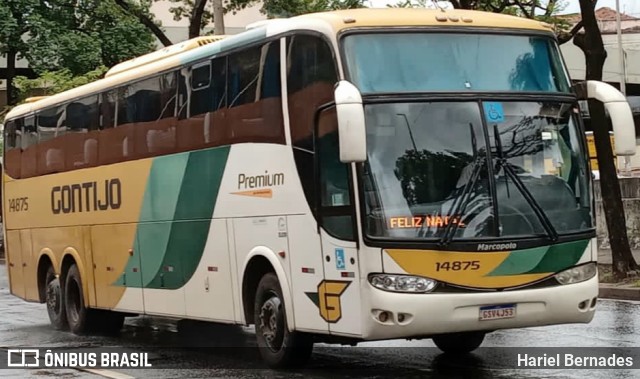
[363,101,591,241]
[488,102,591,234]
[363,102,495,239]
[343,33,570,94]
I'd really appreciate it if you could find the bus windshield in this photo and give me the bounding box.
[362,101,591,241]
[343,33,571,93]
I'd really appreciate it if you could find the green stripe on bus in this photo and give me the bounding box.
[116,154,189,287]
[487,239,589,277]
[524,239,589,274]
[116,146,230,289]
[486,246,549,276]
[146,146,230,289]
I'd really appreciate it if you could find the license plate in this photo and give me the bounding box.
[479,304,516,321]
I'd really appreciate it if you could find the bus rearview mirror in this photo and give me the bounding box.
[334,80,367,163]
[574,81,636,156]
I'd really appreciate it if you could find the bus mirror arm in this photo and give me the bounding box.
[574,81,636,156]
[334,81,367,163]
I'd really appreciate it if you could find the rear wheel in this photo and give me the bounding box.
[433,331,485,354]
[65,264,103,335]
[45,266,68,330]
[254,272,313,368]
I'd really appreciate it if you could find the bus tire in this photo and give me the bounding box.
[254,272,313,368]
[45,266,68,330]
[432,331,485,354]
[64,264,97,335]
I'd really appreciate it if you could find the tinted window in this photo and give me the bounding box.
[287,34,338,214]
[317,108,354,241]
[100,92,115,129]
[159,72,178,119]
[4,120,18,150]
[3,119,20,178]
[67,95,99,131]
[226,41,284,144]
[127,76,162,123]
[112,87,132,126]
[228,48,260,107]
[23,116,37,148]
[190,58,226,117]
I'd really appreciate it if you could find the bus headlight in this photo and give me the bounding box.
[369,274,437,293]
[554,263,597,285]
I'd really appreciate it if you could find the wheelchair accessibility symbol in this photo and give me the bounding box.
[483,102,505,123]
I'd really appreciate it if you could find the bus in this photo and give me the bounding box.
[2,8,637,368]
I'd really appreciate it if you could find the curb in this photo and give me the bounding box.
[599,285,640,301]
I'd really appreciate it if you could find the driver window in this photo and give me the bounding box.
[317,108,354,241]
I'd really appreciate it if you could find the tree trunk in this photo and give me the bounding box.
[576,0,639,277]
[113,0,173,47]
[189,0,209,39]
[213,0,225,35]
[6,48,18,106]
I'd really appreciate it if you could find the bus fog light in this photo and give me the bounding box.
[555,263,597,285]
[368,274,437,293]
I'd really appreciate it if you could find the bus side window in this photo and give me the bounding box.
[190,61,212,117]
[99,88,134,164]
[4,120,21,179]
[100,91,115,130]
[66,95,99,170]
[22,115,38,178]
[226,41,284,144]
[287,33,339,217]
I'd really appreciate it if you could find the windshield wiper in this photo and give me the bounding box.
[492,124,559,242]
[438,123,484,246]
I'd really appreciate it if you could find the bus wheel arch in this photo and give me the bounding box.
[241,250,294,331]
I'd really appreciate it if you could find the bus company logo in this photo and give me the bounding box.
[7,349,40,367]
[305,280,351,323]
[51,179,122,214]
[231,171,284,199]
[477,242,517,251]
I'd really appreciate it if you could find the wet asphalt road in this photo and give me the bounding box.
[0,263,639,379]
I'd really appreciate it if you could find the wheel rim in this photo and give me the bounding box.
[67,278,82,324]
[259,291,284,352]
[46,279,61,315]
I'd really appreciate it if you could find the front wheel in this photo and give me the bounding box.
[254,272,313,368]
[432,331,485,354]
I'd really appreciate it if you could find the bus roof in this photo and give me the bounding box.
[294,8,553,33]
[4,8,553,121]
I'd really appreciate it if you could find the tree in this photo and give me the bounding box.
[13,66,109,102]
[574,0,638,277]
[1,0,156,106]
[115,0,365,44]
[0,0,38,105]
[26,0,156,74]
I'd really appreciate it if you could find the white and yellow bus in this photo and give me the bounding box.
[2,8,637,368]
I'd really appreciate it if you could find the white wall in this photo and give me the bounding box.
[560,33,640,85]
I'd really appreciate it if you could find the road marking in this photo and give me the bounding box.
[73,368,135,379]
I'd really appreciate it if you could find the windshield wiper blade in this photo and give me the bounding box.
[438,123,482,246]
[492,124,559,242]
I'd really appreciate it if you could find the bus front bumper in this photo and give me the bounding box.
[360,275,598,340]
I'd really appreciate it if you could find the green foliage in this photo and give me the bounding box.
[13,66,109,102]
[26,0,156,75]
[1,0,156,106]
[0,0,36,57]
